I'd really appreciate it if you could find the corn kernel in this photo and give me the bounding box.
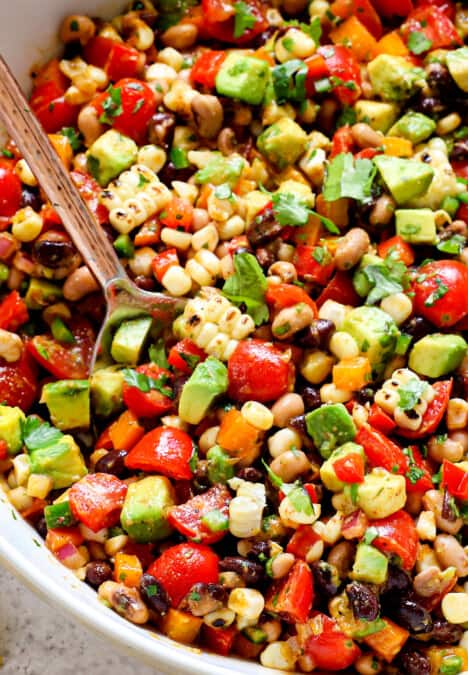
[442,593,468,624]
[446,398,468,430]
[162,265,192,296]
[260,641,296,671]
[416,510,436,541]
[318,300,349,329]
[329,331,359,360]
[15,159,37,186]
[268,428,302,458]
[241,401,274,431]
[26,474,54,499]
[11,207,43,242]
[8,486,33,512]
[320,382,353,403]
[137,144,167,173]
[300,350,334,384]
[380,292,413,325]
[191,224,219,252]
[161,227,192,251]
[12,454,31,487]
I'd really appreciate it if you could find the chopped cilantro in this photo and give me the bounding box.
[284,17,322,44]
[408,31,432,55]
[1,149,14,158]
[222,251,269,326]
[403,447,425,485]
[267,189,339,233]
[261,459,284,488]
[233,1,256,38]
[22,417,63,452]
[122,368,173,399]
[323,152,376,203]
[363,527,378,545]
[312,246,332,265]
[424,278,449,307]
[437,235,465,256]
[60,127,82,151]
[398,379,428,411]
[350,482,359,504]
[99,85,123,125]
[149,338,169,369]
[272,60,308,104]
[360,251,410,305]
[287,485,313,515]
[336,106,357,128]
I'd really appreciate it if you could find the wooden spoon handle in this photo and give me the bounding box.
[0,53,126,290]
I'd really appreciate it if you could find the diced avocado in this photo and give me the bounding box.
[207,445,235,485]
[446,47,468,93]
[305,404,356,459]
[320,442,365,492]
[110,316,152,364]
[25,279,62,310]
[40,380,90,430]
[354,100,399,133]
[357,468,406,519]
[90,367,124,418]
[351,543,388,585]
[215,53,270,105]
[0,405,25,456]
[342,306,399,376]
[353,254,385,298]
[374,155,434,205]
[388,112,436,144]
[120,475,175,543]
[29,435,87,489]
[409,334,467,378]
[367,55,425,102]
[257,118,307,169]
[179,356,228,425]
[395,208,437,244]
[87,129,138,187]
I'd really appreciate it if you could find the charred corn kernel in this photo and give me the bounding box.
[374,388,399,414]
[11,207,43,242]
[241,401,274,431]
[191,224,219,252]
[207,193,235,222]
[12,454,31,487]
[217,215,245,240]
[204,333,232,360]
[230,314,256,340]
[161,265,192,296]
[301,351,334,384]
[436,113,462,136]
[416,510,437,541]
[352,403,369,428]
[442,593,468,623]
[229,496,263,538]
[203,609,236,628]
[446,398,468,430]
[268,428,302,458]
[228,588,264,628]
[26,474,53,499]
[309,0,330,18]
[0,329,23,363]
[163,79,196,117]
[15,158,37,186]
[275,29,316,63]
[8,486,33,512]
[137,145,167,173]
[380,293,413,325]
[196,322,220,349]
[260,641,296,671]
[157,47,184,71]
[320,383,353,403]
[394,406,422,431]
[172,180,198,203]
[318,300,349,329]
[160,227,192,251]
[104,534,129,557]
[60,57,108,104]
[128,246,155,278]
[315,512,343,544]
[329,332,359,360]
[299,147,326,185]
[79,524,109,543]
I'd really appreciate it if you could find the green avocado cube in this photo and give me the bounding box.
[395,208,437,244]
[40,380,90,430]
[342,306,399,376]
[0,405,25,456]
[354,100,399,133]
[409,334,467,378]
[215,53,270,105]
[25,279,62,310]
[90,367,124,418]
[367,54,425,101]
[121,476,175,543]
[388,112,436,144]
[305,404,357,459]
[29,435,87,489]
[179,356,228,425]
[87,130,138,187]
[351,543,388,585]
[446,47,468,93]
[320,442,365,492]
[374,155,434,205]
[257,117,307,169]
[110,316,153,365]
[353,254,385,298]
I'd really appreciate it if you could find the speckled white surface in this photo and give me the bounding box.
[0,566,160,675]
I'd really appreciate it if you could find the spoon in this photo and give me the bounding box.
[0,54,185,371]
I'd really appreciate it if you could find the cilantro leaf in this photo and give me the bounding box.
[403,446,426,485]
[122,368,173,399]
[287,485,313,515]
[149,338,169,369]
[99,85,123,125]
[22,417,63,452]
[424,279,449,307]
[194,154,245,187]
[364,266,404,304]
[436,235,466,255]
[323,153,376,202]
[272,59,308,104]
[60,127,82,152]
[156,0,198,30]
[233,1,256,38]
[261,459,284,488]
[222,252,269,326]
[336,106,357,128]
[408,31,432,55]
[284,17,322,44]
[270,191,340,234]
[398,379,428,411]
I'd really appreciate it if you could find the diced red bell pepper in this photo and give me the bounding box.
[303,613,361,670]
[33,95,79,134]
[286,525,322,559]
[265,560,313,624]
[105,42,144,81]
[442,460,468,501]
[355,148,381,160]
[30,81,64,111]
[160,197,194,232]
[368,404,396,434]
[316,271,361,307]
[0,291,29,331]
[0,440,8,460]
[168,338,206,374]
[0,160,22,220]
[404,445,433,494]
[378,236,415,266]
[202,0,267,44]
[191,50,227,89]
[71,171,109,225]
[69,473,128,532]
[265,282,317,313]
[125,426,195,480]
[294,245,335,285]
[371,0,413,16]
[33,58,69,90]
[122,363,174,418]
[317,45,362,105]
[330,125,355,158]
[371,510,419,570]
[416,0,455,20]
[151,248,178,283]
[457,202,468,224]
[329,0,383,38]
[397,380,452,439]
[333,452,365,483]
[401,5,462,50]
[202,624,237,656]
[147,542,219,608]
[168,485,231,544]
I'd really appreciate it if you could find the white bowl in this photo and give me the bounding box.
[0,3,282,672]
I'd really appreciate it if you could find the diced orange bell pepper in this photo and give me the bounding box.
[252,46,275,66]
[377,31,409,57]
[383,137,413,157]
[330,17,379,62]
[20,498,46,520]
[333,356,371,391]
[316,194,349,229]
[293,213,322,246]
[113,552,143,588]
[134,217,161,247]
[234,178,257,196]
[363,618,409,663]
[45,526,84,553]
[217,408,261,467]
[160,608,203,644]
[108,409,145,451]
[196,184,212,209]
[48,134,74,168]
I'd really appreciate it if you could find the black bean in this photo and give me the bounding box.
[289,414,308,435]
[247,207,282,247]
[147,112,176,148]
[400,316,432,342]
[133,275,156,292]
[95,449,129,477]
[35,516,48,539]
[451,139,468,162]
[381,564,412,602]
[430,619,463,644]
[140,573,170,616]
[391,598,433,634]
[345,581,380,621]
[20,186,41,211]
[219,556,264,584]
[32,236,77,269]
[417,96,446,117]
[301,387,322,411]
[237,467,263,483]
[397,645,430,675]
[85,561,113,588]
[255,247,276,270]
[192,582,226,603]
[311,561,340,599]
[426,63,455,95]
[158,161,194,185]
[355,386,375,405]
[296,319,335,350]
[247,540,271,561]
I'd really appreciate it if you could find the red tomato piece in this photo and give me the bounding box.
[151,248,178,283]
[0,161,22,218]
[404,446,433,494]
[27,317,94,379]
[318,45,361,104]
[333,452,365,483]
[228,339,293,403]
[160,197,194,232]
[304,614,361,670]
[367,403,396,434]
[71,171,109,225]
[415,0,455,20]
[378,236,415,266]
[452,161,468,181]
[397,380,452,440]
[202,624,237,656]
[265,283,317,313]
[105,43,144,81]
[147,542,219,607]
[371,0,413,16]
[168,339,206,374]
[168,485,231,544]
[125,426,195,480]
[442,460,468,501]
[317,271,361,307]
[34,97,79,134]
[0,290,29,331]
[93,78,156,144]
[294,245,335,285]
[356,425,407,474]
[69,473,128,532]
[329,0,383,38]
[0,351,37,411]
[412,260,468,327]
[330,125,355,158]
[401,6,462,51]
[371,510,419,570]
[0,440,8,460]
[33,59,69,91]
[84,36,117,68]
[122,363,174,418]
[191,51,227,89]
[286,525,322,559]
[265,560,314,624]
[202,0,267,44]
